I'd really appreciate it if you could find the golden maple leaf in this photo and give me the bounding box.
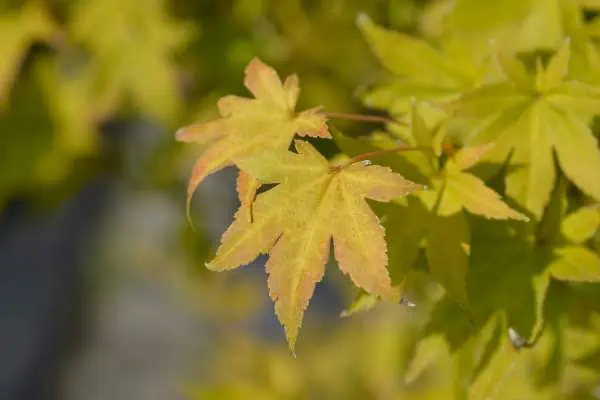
[176,57,330,213]
[206,140,424,351]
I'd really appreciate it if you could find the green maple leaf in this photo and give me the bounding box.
[376,196,429,283]
[357,13,492,120]
[547,205,600,282]
[408,221,559,396]
[405,297,494,394]
[439,0,590,58]
[465,189,598,347]
[468,216,551,342]
[448,40,600,220]
[335,109,527,306]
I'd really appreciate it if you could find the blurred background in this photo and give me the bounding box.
[0,1,439,399]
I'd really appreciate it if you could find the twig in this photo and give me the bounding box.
[324,111,405,125]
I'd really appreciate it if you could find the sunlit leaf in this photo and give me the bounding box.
[496,51,533,91]
[444,162,529,221]
[542,38,571,90]
[450,42,600,219]
[331,128,430,185]
[235,170,261,218]
[550,246,600,282]
[177,58,330,214]
[357,13,470,87]
[357,13,480,118]
[550,109,600,203]
[561,206,600,244]
[452,143,495,171]
[207,140,423,350]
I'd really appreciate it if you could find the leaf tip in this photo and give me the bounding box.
[185,195,197,232]
[175,126,188,142]
[246,55,264,71]
[355,11,370,28]
[513,211,530,222]
[286,331,298,357]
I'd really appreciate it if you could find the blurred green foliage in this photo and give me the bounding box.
[0,0,403,207]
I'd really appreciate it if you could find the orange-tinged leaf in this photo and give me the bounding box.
[268,179,336,352]
[185,138,236,199]
[294,107,330,138]
[236,170,261,221]
[208,140,423,350]
[338,163,423,202]
[244,58,291,109]
[236,170,259,205]
[206,184,285,271]
[176,57,330,219]
[331,178,397,300]
[175,119,226,144]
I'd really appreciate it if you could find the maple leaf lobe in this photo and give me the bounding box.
[207,140,423,350]
[176,58,330,220]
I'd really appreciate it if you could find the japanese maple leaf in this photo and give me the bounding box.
[447,40,600,219]
[206,140,423,351]
[334,109,528,307]
[357,13,489,119]
[176,57,330,212]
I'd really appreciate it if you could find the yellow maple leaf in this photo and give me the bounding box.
[176,57,330,215]
[206,140,424,351]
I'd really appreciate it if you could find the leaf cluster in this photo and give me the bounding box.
[179,0,600,396]
[342,3,600,397]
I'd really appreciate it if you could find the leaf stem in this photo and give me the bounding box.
[324,111,404,125]
[331,145,431,171]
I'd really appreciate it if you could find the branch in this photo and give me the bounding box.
[324,111,405,126]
